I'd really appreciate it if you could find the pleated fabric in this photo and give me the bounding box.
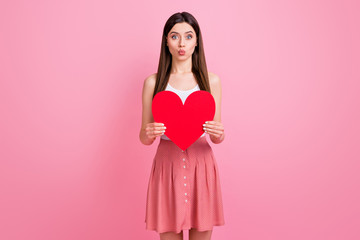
[145,136,225,234]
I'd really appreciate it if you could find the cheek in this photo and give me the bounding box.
[169,43,179,52]
[167,46,177,55]
[168,45,175,53]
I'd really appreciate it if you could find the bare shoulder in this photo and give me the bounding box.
[143,73,157,89]
[208,71,221,90]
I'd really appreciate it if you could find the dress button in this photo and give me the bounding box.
[184,183,187,186]
[183,165,186,168]
[183,158,185,161]
[182,150,184,152]
[185,193,187,195]
[184,176,186,179]
[185,199,188,202]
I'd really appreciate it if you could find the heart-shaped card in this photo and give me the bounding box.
[152,90,215,150]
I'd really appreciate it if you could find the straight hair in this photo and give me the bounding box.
[152,12,211,99]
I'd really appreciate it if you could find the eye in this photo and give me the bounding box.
[171,35,178,39]
[186,35,193,39]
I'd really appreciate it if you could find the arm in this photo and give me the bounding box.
[203,72,225,144]
[139,74,166,145]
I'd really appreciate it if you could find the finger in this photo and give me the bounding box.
[204,121,218,125]
[154,126,166,131]
[153,129,165,136]
[204,121,223,128]
[147,123,166,131]
[153,122,166,127]
[147,129,165,138]
[147,122,164,129]
[205,130,221,139]
[203,124,224,131]
[146,132,156,140]
[204,128,223,136]
[203,122,224,128]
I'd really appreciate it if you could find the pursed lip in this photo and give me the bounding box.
[178,49,185,54]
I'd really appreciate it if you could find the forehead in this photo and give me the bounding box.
[168,22,195,34]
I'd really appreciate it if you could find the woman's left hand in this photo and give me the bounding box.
[203,121,225,143]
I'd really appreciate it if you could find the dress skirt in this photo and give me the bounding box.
[145,136,225,234]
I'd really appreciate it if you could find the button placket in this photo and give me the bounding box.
[182,149,189,203]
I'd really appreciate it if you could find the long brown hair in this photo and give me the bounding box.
[152,12,211,99]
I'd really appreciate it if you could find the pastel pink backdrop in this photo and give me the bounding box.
[0,1,359,240]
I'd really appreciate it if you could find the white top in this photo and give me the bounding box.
[161,82,206,140]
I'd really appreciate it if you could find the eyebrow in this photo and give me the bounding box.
[169,31,194,34]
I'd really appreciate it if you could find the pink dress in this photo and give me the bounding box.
[144,83,225,234]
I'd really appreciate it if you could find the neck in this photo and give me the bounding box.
[170,57,192,74]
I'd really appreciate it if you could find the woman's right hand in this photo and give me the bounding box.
[145,122,166,141]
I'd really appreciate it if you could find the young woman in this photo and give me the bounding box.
[140,12,225,240]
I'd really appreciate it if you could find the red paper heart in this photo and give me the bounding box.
[152,90,215,150]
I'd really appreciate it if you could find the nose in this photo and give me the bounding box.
[179,37,185,47]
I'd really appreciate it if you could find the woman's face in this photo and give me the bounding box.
[166,22,197,59]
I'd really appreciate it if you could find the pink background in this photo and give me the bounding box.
[1,0,359,240]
